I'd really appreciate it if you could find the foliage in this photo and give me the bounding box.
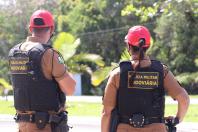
[0,0,197,94]
[121,0,160,22]
[0,78,12,96]
[176,72,198,94]
[63,0,129,65]
[120,48,130,61]
[91,66,112,87]
[53,32,79,61]
[53,32,108,87]
[0,59,9,80]
[152,0,198,74]
[0,78,11,89]
[0,0,59,82]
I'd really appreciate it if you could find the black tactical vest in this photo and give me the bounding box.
[8,43,66,112]
[117,60,165,118]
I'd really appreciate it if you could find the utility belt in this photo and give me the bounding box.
[119,114,165,128]
[14,111,68,130]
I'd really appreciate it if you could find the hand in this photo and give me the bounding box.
[165,116,179,126]
[165,116,175,121]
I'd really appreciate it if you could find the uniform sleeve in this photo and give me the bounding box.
[41,49,66,80]
[163,71,184,99]
[163,64,169,78]
[51,50,67,80]
[102,68,120,108]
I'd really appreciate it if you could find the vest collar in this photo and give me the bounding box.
[26,36,47,44]
[131,56,151,68]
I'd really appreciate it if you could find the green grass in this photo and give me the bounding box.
[0,100,15,115]
[67,101,102,117]
[189,95,198,98]
[0,100,197,122]
[0,100,103,116]
[165,104,198,122]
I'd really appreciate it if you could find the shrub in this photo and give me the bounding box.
[176,72,198,94]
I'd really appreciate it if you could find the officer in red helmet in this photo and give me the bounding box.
[8,10,76,132]
[101,25,189,132]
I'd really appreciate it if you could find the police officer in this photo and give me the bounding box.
[8,10,76,132]
[101,25,190,132]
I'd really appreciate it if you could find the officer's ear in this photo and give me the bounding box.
[126,44,132,56]
[29,26,33,34]
[49,26,54,35]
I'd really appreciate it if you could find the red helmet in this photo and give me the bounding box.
[29,10,54,32]
[125,25,151,48]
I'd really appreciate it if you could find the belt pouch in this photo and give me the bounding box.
[35,112,49,129]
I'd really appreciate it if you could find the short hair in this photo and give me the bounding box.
[130,45,147,53]
[32,27,50,34]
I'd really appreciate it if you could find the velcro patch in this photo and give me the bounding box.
[9,57,29,74]
[128,71,159,89]
[58,56,64,64]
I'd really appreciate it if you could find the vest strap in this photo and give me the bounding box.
[14,111,68,124]
[119,116,165,127]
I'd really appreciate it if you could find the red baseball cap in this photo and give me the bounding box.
[125,25,151,48]
[29,10,54,32]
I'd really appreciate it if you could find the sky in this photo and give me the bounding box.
[0,0,15,6]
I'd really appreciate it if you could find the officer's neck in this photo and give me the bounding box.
[131,55,151,68]
[131,54,149,61]
[31,34,49,44]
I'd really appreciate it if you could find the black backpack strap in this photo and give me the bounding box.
[151,60,164,89]
[150,60,163,73]
[8,43,25,57]
[119,61,132,88]
[116,61,133,111]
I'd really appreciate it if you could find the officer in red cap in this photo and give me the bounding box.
[8,10,76,132]
[101,25,189,132]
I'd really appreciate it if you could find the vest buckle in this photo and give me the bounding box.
[14,113,19,121]
[29,114,33,122]
[129,114,145,128]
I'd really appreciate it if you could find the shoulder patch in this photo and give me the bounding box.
[162,64,169,78]
[58,56,64,64]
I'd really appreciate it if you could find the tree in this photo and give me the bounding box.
[53,32,112,94]
[0,0,197,94]
[0,0,59,82]
[153,0,198,74]
[62,0,131,65]
[0,78,12,96]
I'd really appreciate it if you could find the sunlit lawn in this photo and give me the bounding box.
[0,99,197,122]
[165,104,198,122]
[189,95,198,98]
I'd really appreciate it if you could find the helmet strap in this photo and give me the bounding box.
[135,39,145,71]
[47,31,55,45]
